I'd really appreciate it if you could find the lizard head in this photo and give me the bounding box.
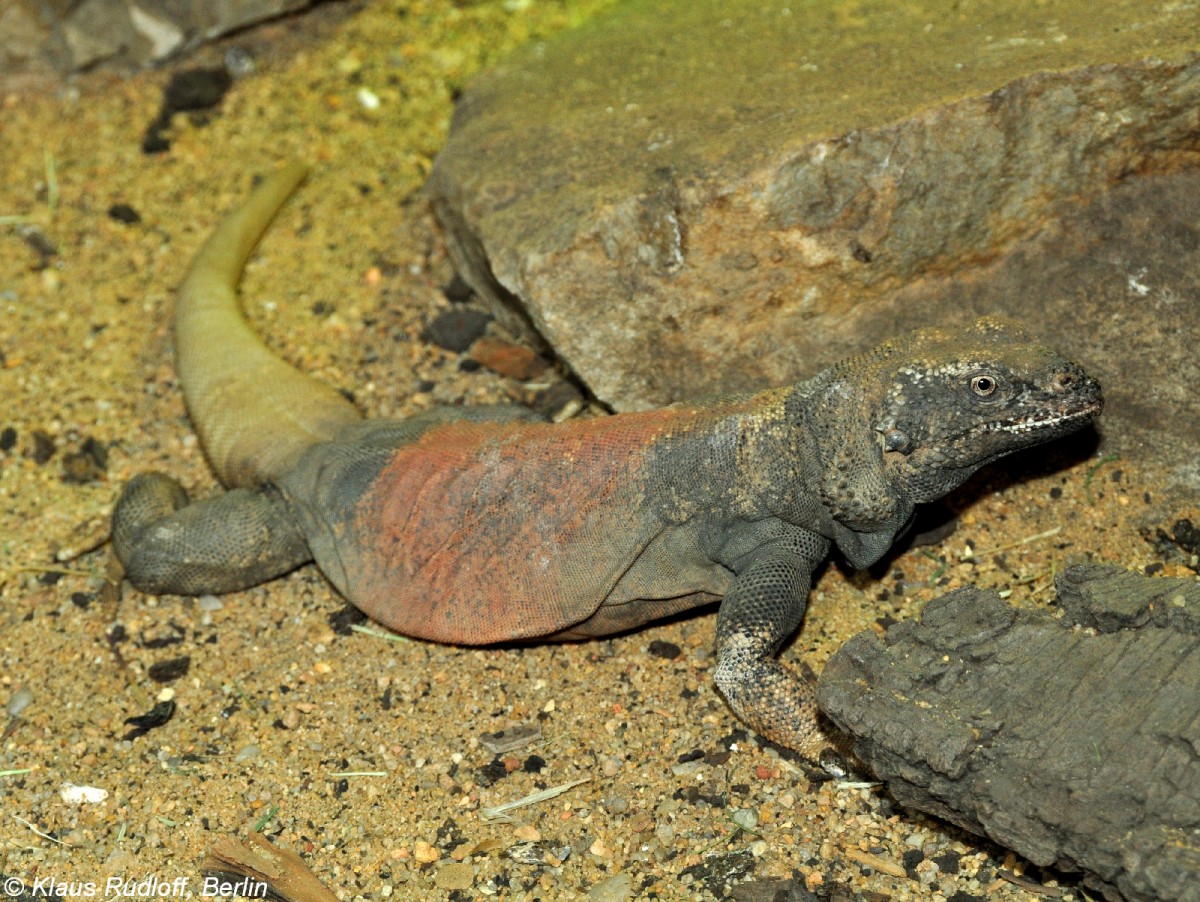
[869,317,1103,503]
[810,317,1102,541]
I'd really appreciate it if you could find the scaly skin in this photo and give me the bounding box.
[113,164,1104,762]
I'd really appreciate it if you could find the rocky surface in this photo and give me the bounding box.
[817,564,1200,902]
[429,1,1200,439]
[0,0,341,81]
[876,168,1200,494]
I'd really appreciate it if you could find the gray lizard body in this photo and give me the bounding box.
[113,163,1103,761]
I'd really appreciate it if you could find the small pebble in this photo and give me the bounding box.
[587,872,632,901]
[433,862,473,890]
[7,686,32,717]
[731,808,758,831]
[104,850,138,872]
[647,639,682,660]
[60,783,108,804]
[29,430,55,463]
[224,47,256,77]
[357,87,381,110]
[425,309,492,353]
[670,759,704,777]
[469,336,548,380]
[107,204,142,224]
[600,793,629,813]
[198,595,223,612]
[442,274,473,303]
[234,744,260,763]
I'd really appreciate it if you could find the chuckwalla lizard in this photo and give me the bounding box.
[113,162,1103,761]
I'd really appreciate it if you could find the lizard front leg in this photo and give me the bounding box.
[712,537,847,764]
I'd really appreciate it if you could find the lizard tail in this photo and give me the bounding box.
[174,162,362,488]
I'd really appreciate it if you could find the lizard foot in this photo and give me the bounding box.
[112,472,313,595]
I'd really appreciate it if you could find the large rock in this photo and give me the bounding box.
[817,564,1200,902]
[429,0,1200,422]
[882,168,1200,490]
[0,0,332,77]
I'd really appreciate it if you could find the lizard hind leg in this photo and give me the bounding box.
[112,472,313,596]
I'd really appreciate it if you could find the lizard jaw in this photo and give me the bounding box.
[981,398,1104,437]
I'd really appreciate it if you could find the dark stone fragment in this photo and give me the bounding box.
[457,358,481,372]
[0,427,15,451]
[680,849,755,890]
[436,817,468,851]
[522,754,545,773]
[327,604,367,636]
[424,308,492,352]
[163,67,233,114]
[933,851,961,875]
[148,655,191,683]
[673,785,727,808]
[61,437,108,484]
[1049,486,1063,499]
[902,847,925,878]
[143,67,233,153]
[333,778,348,797]
[716,729,748,749]
[107,204,141,224]
[475,757,508,787]
[123,699,176,739]
[1172,518,1200,554]
[677,748,705,763]
[22,229,57,268]
[647,639,682,659]
[442,273,474,303]
[29,430,55,463]
[70,592,92,609]
[1142,526,1179,560]
[37,571,63,586]
[531,381,585,421]
[380,686,392,710]
[140,625,184,649]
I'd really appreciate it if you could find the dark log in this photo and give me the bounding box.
[817,563,1200,902]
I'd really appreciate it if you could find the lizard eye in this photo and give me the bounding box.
[971,375,997,397]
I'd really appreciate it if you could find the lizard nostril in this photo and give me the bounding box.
[1051,372,1074,392]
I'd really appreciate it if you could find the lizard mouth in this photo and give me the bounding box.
[980,398,1104,436]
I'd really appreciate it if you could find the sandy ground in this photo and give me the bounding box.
[0,1,1193,899]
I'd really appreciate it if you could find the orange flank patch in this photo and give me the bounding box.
[344,403,740,645]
